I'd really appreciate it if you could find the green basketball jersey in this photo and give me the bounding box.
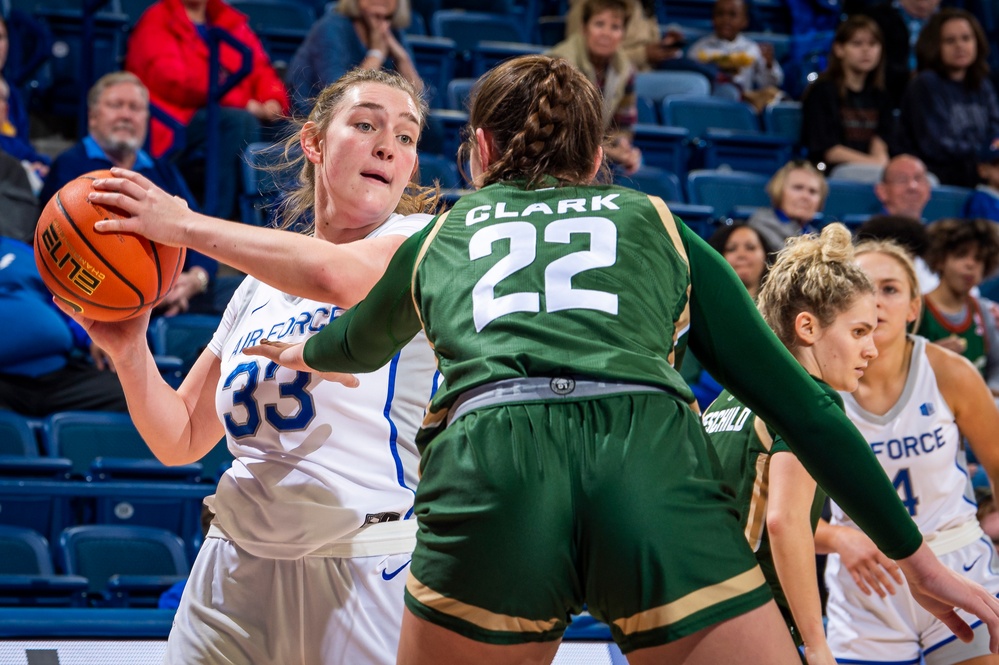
[703,387,830,645]
[919,296,988,376]
[414,182,694,422]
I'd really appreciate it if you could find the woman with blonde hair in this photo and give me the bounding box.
[817,239,999,664]
[748,159,828,251]
[63,67,440,664]
[705,223,877,665]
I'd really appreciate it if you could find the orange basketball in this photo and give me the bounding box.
[33,169,186,322]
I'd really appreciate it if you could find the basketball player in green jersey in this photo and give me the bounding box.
[703,223,878,665]
[921,218,999,396]
[247,55,999,665]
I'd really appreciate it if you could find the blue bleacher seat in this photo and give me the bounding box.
[473,40,545,77]
[686,169,771,216]
[763,101,803,144]
[59,525,190,607]
[430,10,524,76]
[661,0,715,30]
[631,124,691,178]
[42,412,153,479]
[536,15,566,47]
[445,77,476,111]
[0,526,88,607]
[614,167,683,203]
[665,96,759,136]
[823,180,882,222]
[0,411,38,456]
[664,97,792,174]
[634,71,712,124]
[229,0,315,69]
[924,185,974,222]
[88,459,204,555]
[669,203,720,238]
[148,313,224,373]
[0,465,71,552]
[407,34,458,107]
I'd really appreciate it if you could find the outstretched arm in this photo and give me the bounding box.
[87,169,413,307]
[246,225,430,373]
[766,452,834,665]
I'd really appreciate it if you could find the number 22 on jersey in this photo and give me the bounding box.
[470,217,619,332]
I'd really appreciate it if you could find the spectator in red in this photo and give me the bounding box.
[125,0,290,219]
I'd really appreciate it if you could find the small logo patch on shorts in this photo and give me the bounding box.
[550,377,575,395]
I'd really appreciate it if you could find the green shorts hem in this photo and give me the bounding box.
[613,582,773,654]
[404,588,568,645]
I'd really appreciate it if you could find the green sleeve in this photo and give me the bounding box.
[681,223,922,560]
[302,226,428,373]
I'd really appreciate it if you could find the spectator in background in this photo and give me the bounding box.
[921,217,999,394]
[688,0,784,111]
[801,16,893,174]
[860,0,941,108]
[709,221,775,299]
[125,0,290,220]
[898,8,999,188]
[0,16,49,192]
[41,72,226,317]
[968,137,999,221]
[681,220,776,409]
[875,154,932,219]
[749,160,828,251]
[286,0,423,117]
[565,0,688,72]
[0,233,127,417]
[551,0,642,173]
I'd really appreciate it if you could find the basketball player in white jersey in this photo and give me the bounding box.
[60,68,440,664]
[817,240,999,665]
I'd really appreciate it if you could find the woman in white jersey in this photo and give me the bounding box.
[816,240,999,665]
[57,68,440,664]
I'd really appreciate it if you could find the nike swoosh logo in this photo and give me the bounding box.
[964,555,982,572]
[251,301,270,314]
[381,559,411,581]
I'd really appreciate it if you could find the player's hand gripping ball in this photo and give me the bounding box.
[34,169,186,321]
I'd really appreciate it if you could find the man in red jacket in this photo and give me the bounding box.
[125,0,290,220]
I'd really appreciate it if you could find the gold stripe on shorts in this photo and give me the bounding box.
[612,566,767,636]
[407,574,561,634]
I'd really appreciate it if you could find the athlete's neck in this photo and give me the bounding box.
[855,334,912,414]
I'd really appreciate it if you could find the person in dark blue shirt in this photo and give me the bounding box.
[0,234,127,416]
[41,72,231,315]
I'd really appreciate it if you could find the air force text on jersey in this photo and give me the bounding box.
[230,305,344,358]
[869,427,948,460]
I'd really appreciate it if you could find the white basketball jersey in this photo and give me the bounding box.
[833,335,976,536]
[206,213,439,559]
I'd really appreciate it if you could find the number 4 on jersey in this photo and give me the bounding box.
[891,468,919,517]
